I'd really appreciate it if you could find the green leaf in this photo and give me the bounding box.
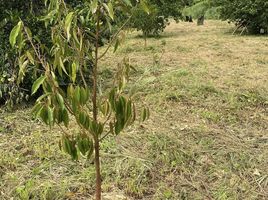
[103,2,114,20]
[56,93,65,110]
[115,120,123,135]
[62,136,78,160]
[26,51,35,64]
[79,111,86,125]
[17,60,29,84]
[91,0,98,14]
[83,115,90,130]
[67,85,74,100]
[121,0,132,7]
[80,87,87,105]
[36,93,51,102]
[62,136,71,154]
[89,121,104,136]
[141,107,150,122]
[9,21,23,47]
[24,27,32,39]
[59,57,68,75]
[77,136,92,156]
[32,76,46,95]
[71,62,77,83]
[62,109,69,127]
[109,88,116,111]
[114,38,120,52]
[32,103,43,117]
[74,86,81,104]
[48,106,54,126]
[39,106,49,125]
[65,12,74,41]
[140,0,150,14]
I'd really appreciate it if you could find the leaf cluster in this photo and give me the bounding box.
[10,0,149,161]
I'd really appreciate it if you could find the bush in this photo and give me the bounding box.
[215,0,268,34]
[130,0,185,38]
[183,0,220,20]
[0,0,112,108]
[0,1,46,108]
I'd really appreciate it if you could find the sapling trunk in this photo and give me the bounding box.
[93,8,101,200]
[144,32,147,48]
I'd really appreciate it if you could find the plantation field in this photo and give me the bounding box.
[1,20,268,199]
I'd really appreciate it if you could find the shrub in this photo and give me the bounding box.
[215,0,268,34]
[130,0,185,40]
[0,0,113,108]
[183,0,220,20]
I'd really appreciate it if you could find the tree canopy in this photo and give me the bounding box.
[216,0,268,33]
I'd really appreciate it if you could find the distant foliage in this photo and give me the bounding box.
[0,0,111,108]
[130,0,185,37]
[215,0,268,34]
[183,0,220,20]
[0,0,46,108]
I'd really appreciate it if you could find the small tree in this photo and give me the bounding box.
[131,3,160,46]
[130,0,184,45]
[10,0,149,199]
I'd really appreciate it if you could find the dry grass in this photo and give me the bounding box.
[1,20,268,200]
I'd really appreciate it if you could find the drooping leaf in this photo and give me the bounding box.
[62,109,69,127]
[103,2,114,20]
[79,111,86,125]
[74,86,81,104]
[121,0,132,7]
[9,21,23,47]
[39,106,49,125]
[62,136,78,160]
[32,103,44,117]
[140,0,150,14]
[91,0,98,14]
[71,62,77,83]
[65,12,74,41]
[32,76,46,95]
[77,136,92,156]
[47,106,54,126]
[114,38,120,52]
[56,93,65,110]
[26,51,35,64]
[59,57,68,75]
[141,107,150,122]
[80,87,87,105]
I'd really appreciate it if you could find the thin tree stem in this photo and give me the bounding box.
[93,7,101,200]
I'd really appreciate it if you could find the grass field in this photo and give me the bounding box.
[1,20,268,200]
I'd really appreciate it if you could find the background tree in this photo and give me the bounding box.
[215,0,268,34]
[183,0,220,21]
[130,0,186,45]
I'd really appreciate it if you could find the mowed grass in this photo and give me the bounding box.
[1,20,268,199]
